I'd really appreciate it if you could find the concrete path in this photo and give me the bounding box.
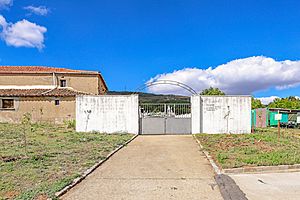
[62,135,223,200]
[230,172,300,200]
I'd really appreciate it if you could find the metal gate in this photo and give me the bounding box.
[139,103,191,135]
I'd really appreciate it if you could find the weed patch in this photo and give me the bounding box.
[195,128,300,169]
[0,123,132,199]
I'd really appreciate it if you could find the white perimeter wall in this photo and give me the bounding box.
[191,95,201,134]
[76,95,139,134]
[192,95,251,134]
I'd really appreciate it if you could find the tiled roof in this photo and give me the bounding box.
[0,88,90,97]
[0,66,99,74]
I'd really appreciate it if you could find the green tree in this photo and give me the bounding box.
[251,97,265,109]
[200,87,225,95]
[268,96,300,109]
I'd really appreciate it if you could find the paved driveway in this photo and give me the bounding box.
[62,135,222,200]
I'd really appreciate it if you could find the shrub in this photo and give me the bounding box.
[64,119,76,129]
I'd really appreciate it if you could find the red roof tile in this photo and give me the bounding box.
[0,66,98,74]
[0,66,108,91]
[0,88,91,97]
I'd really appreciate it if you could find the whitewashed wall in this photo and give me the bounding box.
[191,95,201,134]
[191,95,251,134]
[76,95,139,134]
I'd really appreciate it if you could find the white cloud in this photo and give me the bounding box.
[147,56,300,95]
[257,96,279,105]
[24,5,49,16]
[0,15,47,50]
[0,15,7,27]
[0,0,13,10]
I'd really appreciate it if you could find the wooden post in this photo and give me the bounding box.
[278,119,280,141]
[251,111,255,133]
[277,110,281,141]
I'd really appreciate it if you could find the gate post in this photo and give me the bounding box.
[191,95,201,134]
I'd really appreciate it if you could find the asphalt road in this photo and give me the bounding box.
[62,135,223,200]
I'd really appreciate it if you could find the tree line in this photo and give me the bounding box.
[252,96,300,110]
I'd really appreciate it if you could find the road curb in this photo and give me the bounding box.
[223,164,300,174]
[193,135,248,200]
[193,135,300,175]
[193,135,222,175]
[55,134,138,198]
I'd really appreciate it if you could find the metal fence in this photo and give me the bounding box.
[139,103,191,118]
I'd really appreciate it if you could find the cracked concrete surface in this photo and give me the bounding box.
[215,174,247,200]
[62,135,223,200]
[230,172,300,200]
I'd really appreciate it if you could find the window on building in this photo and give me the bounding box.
[1,99,14,109]
[55,100,60,106]
[60,80,67,87]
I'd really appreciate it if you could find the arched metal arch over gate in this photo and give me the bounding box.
[137,80,197,135]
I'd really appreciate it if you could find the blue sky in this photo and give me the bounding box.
[0,0,300,102]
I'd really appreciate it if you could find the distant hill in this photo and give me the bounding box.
[107,91,190,103]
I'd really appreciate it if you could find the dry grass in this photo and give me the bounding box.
[195,128,300,169]
[0,123,132,200]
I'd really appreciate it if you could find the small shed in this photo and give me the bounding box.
[252,108,300,127]
[269,111,288,126]
[252,108,268,128]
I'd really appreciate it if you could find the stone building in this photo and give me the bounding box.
[0,66,107,123]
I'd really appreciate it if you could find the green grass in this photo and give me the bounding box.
[195,128,300,169]
[0,123,132,200]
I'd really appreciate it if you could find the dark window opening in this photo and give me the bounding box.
[2,99,14,109]
[60,80,67,87]
[55,100,60,106]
